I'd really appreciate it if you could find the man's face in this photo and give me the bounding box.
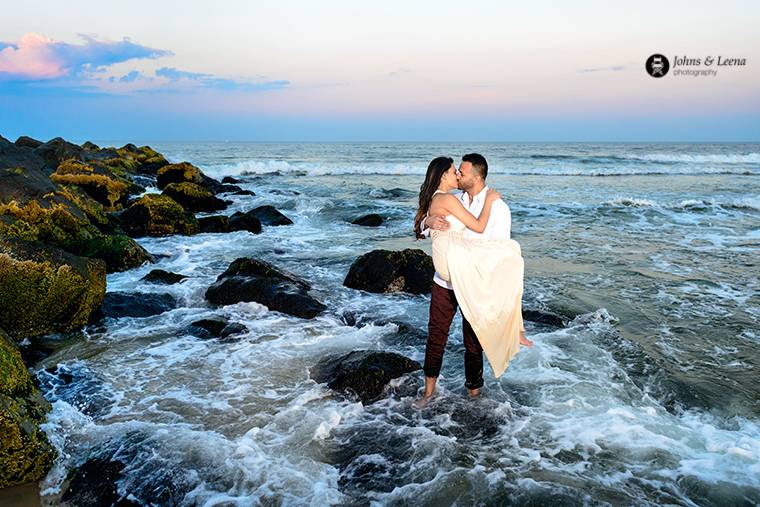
[457,161,476,190]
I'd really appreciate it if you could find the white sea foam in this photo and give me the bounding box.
[196,158,760,177]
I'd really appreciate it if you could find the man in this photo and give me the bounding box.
[418,153,531,404]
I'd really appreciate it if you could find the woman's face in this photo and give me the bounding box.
[440,164,457,189]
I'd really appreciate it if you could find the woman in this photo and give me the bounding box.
[414,156,527,401]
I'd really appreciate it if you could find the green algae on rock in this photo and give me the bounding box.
[0,237,106,340]
[0,327,56,489]
[120,194,200,237]
[156,162,205,189]
[162,182,228,212]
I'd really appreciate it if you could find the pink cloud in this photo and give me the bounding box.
[0,33,66,79]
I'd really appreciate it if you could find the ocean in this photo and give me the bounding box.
[33,142,760,505]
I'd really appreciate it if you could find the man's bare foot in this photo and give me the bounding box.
[468,388,481,398]
[520,332,534,347]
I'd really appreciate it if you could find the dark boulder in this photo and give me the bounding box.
[188,318,248,339]
[351,214,383,227]
[95,292,176,319]
[523,309,568,328]
[248,205,293,226]
[141,269,188,285]
[162,182,228,212]
[14,136,43,149]
[32,137,83,170]
[217,184,243,193]
[205,258,326,318]
[343,249,434,295]
[310,350,421,404]
[36,363,114,418]
[60,456,137,507]
[228,210,262,234]
[119,194,199,237]
[232,189,256,196]
[221,176,241,184]
[198,215,231,233]
[0,136,48,175]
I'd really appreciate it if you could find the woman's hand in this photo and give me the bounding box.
[486,189,501,202]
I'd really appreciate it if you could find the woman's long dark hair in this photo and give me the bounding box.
[414,156,454,238]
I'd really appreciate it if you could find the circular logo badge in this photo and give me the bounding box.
[646,54,669,78]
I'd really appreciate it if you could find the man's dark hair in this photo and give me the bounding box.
[462,153,488,179]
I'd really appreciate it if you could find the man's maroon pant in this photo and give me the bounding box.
[423,283,484,390]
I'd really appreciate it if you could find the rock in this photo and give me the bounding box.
[95,292,176,319]
[155,162,224,193]
[119,194,199,237]
[14,136,43,149]
[228,210,262,234]
[231,189,256,196]
[269,189,300,196]
[113,144,168,175]
[58,433,189,506]
[523,309,568,328]
[49,159,136,209]
[0,327,56,489]
[221,176,241,184]
[0,237,106,340]
[60,456,137,507]
[36,363,114,418]
[75,234,154,273]
[162,182,228,213]
[188,318,248,339]
[310,350,421,404]
[343,249,434,295]
[205,258,326,318]
[217,184,243,193]
[351,214,383,227]
[198,215,231,233]
[248,205,293,226]
[1,135,48,176]
[32,137,83,170]
[141,269,188,285]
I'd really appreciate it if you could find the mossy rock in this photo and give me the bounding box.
[115,144,168,175]
[74,234,154,273]
[0,236,106,340]
[162,182,228,212]
[0,199,99,253]
[119,194,199,237]
[156,162,205,190]
[0,328,56,489]
[343,249,434,295]
[50,159,133,209]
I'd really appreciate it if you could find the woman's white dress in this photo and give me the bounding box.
[431,210,525,378]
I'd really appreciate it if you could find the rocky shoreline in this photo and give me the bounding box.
[0,135,450,497]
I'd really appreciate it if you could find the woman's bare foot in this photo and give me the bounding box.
[468,388,481,398]
[414,396,432,409]
[520,332,534,347]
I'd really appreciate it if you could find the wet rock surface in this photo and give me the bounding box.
[205,257,326,318]
[310,350,421,404]
[343,249,434,295]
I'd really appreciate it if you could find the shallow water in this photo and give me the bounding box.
[32,142,759,505]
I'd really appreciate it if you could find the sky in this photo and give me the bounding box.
[1,0,759,142]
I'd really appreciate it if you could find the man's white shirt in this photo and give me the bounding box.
[424,186,511,289]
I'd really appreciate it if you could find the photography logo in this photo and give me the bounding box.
[646,54,669,77]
